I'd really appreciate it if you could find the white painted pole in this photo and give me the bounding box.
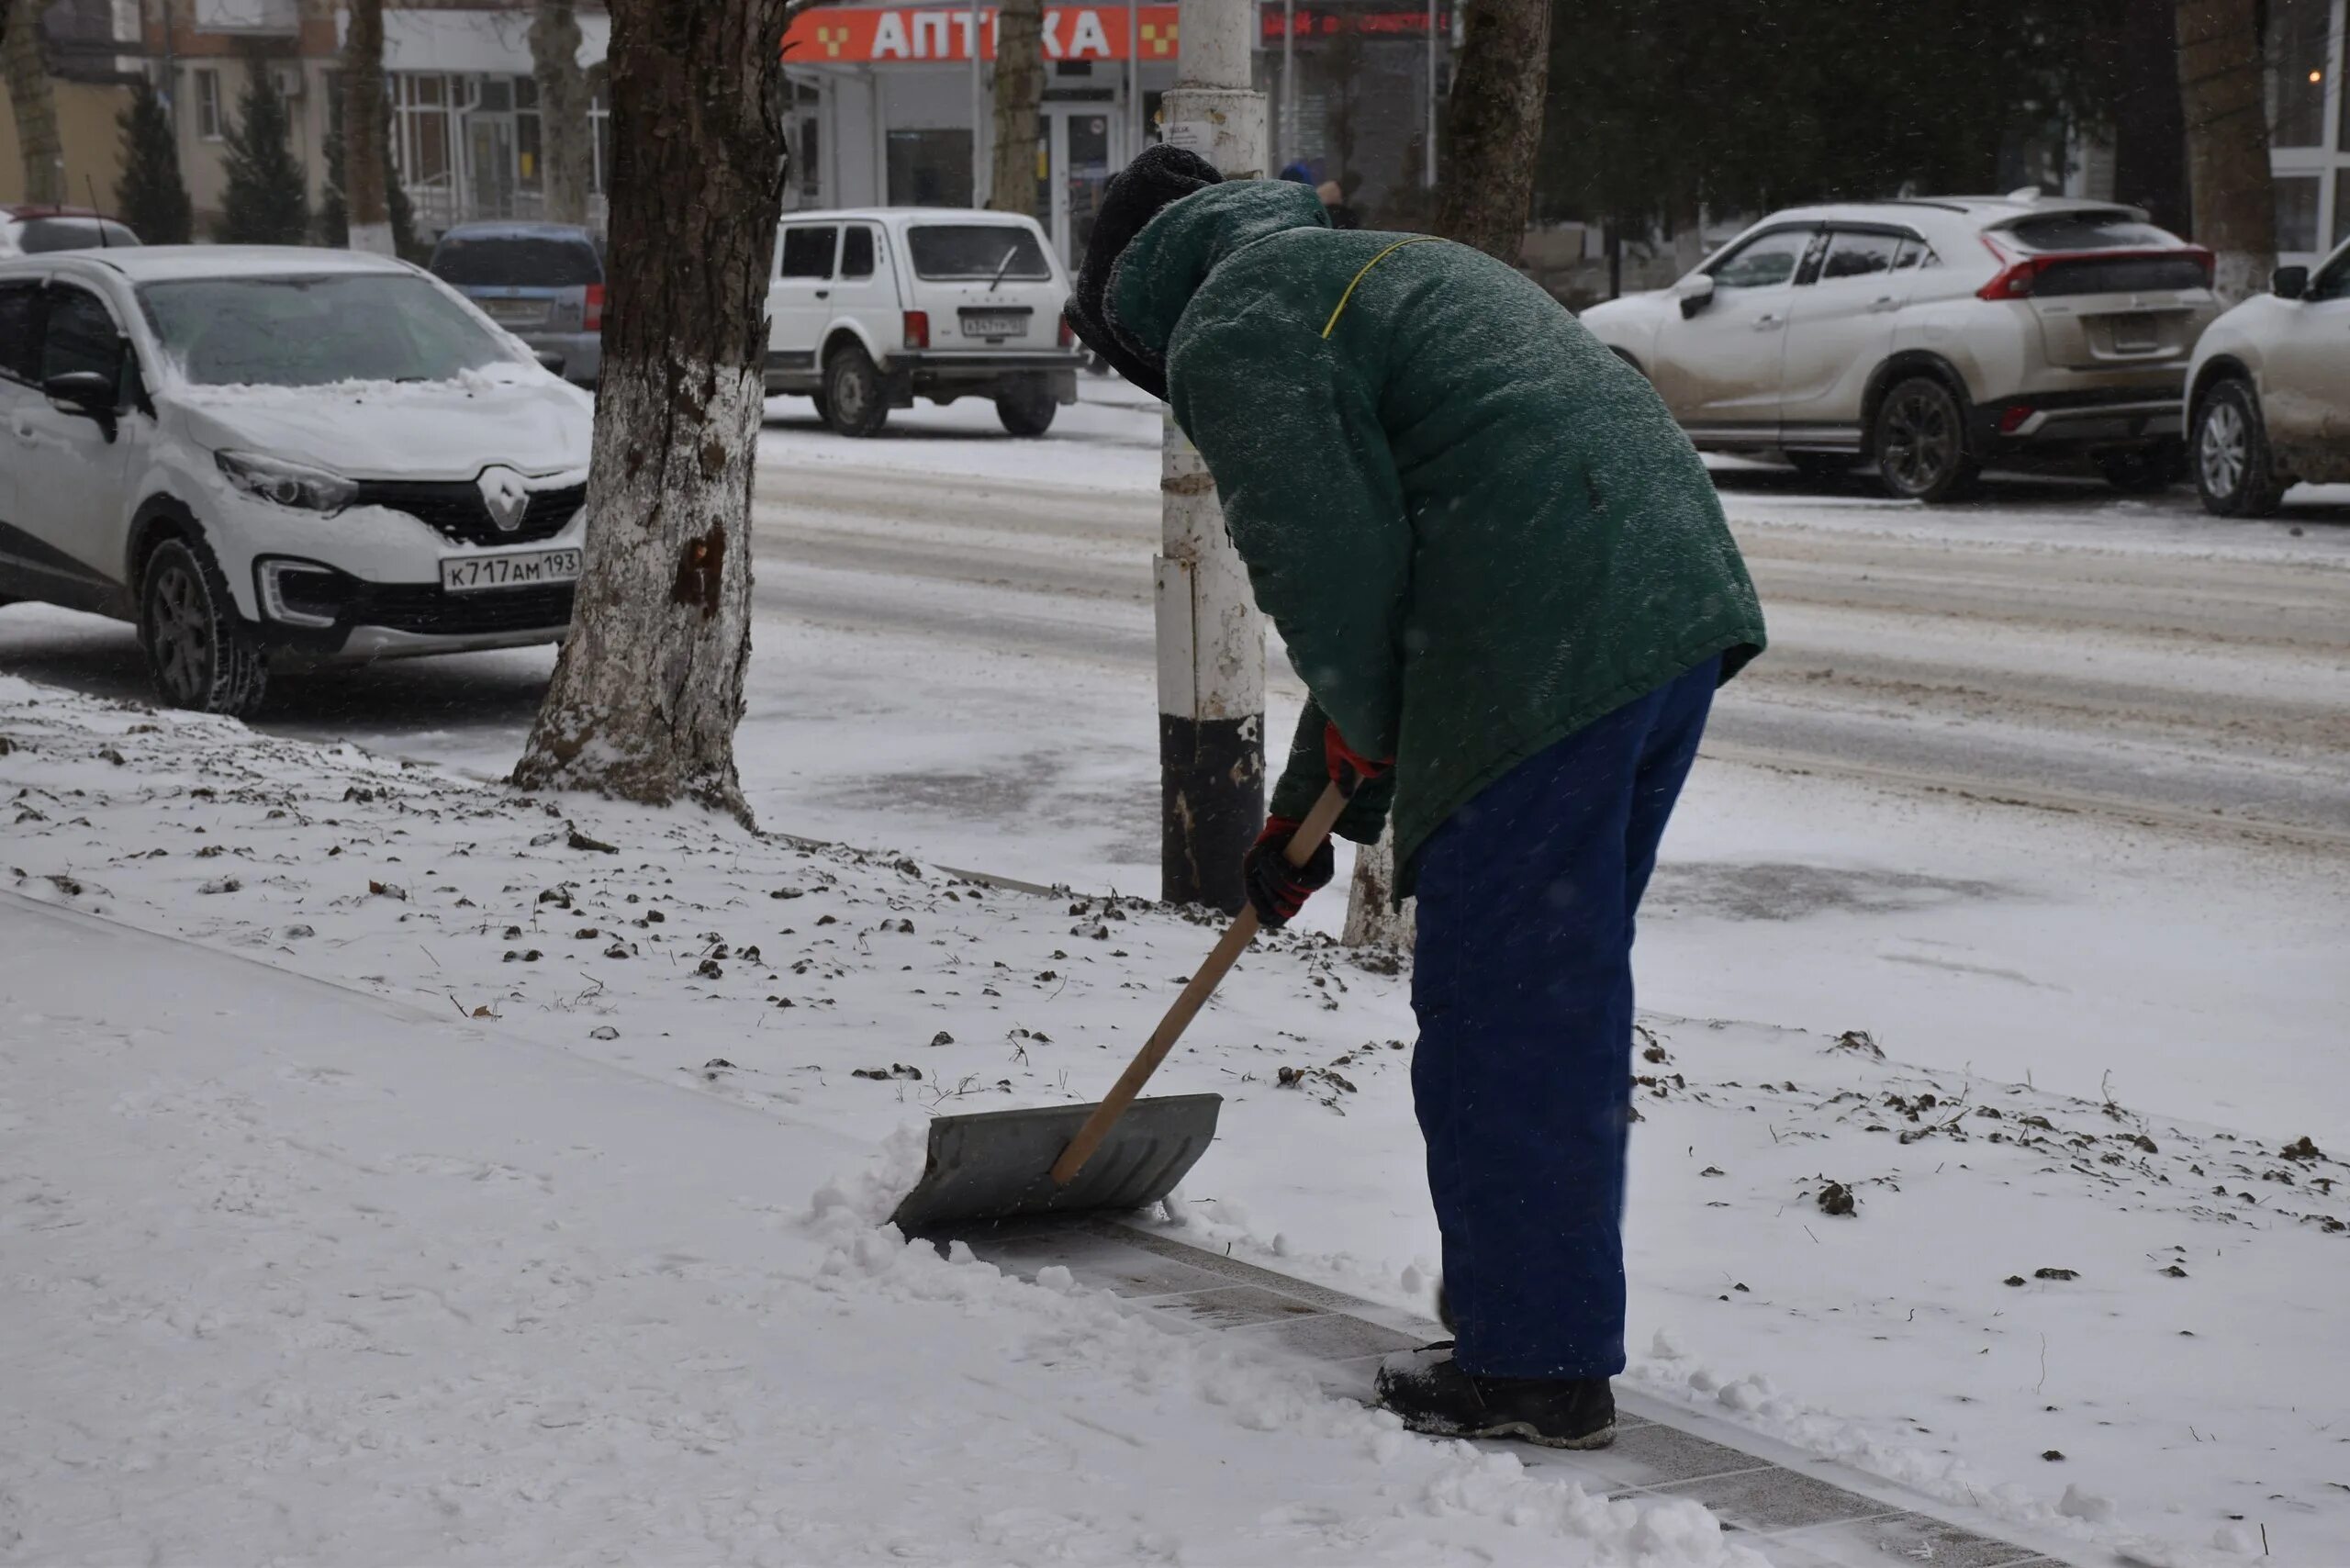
[1127,0,1141,158]
[1155,0,1267,911]
[1280,0,1293,170]
[969,0,985,205]
[1423,0,1437,187]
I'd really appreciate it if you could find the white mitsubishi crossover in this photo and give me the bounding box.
[764,208,1084,437]
[0,246,591,716]
[1579,195,2220,501]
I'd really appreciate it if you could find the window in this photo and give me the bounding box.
[430,234,602,287]
[2269,0,2331,149]
[886,129,973,207]
[17,218,140,252]
[906,225,1051,281]
[0,282,41,384]
[39,286,122,387]
[140,274,510,387]
[840,225,877,280]
[1892,236,1941,271]
[2309,243,2350,303]
[1818,231,1903,281]
[2001,212,2183,252]
[2277,175,2322,253]
[196,69,222,140]
[778,225,838,280]
[1709,229,1811,289]
[2337,171,2350,250]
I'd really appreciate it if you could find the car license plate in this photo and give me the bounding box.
[441,548,582,593]
[486,298,549,327]
[961,313,1025,338]
[2109,313,2160,352]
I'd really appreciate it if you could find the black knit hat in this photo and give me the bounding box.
[1062,143,1223,400]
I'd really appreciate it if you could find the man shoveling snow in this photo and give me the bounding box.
[1065,147,1767,1450]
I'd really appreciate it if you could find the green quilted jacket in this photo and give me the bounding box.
[1112,180,1766,890]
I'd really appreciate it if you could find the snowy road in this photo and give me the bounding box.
[746,411,2350,849]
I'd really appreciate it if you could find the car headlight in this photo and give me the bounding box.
[215,450,358,514]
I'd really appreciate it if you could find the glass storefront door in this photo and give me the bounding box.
[1042,104,1120,267]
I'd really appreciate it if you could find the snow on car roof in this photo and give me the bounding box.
[1754,196,2143,229]
[778,207,1044,225]
[0,244,415,283]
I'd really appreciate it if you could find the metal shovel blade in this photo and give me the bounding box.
[887,1093,1222,1234]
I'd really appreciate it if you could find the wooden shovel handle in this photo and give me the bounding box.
[1050,779,1353,1186]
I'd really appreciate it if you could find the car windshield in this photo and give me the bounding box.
[1999,212,2180,252]
[906,225,1052,282]
[139,273,515,386]
[17,218,140,252]
[431,234,601,288]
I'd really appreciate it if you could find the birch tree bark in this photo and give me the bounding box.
[1343,0,1551,947]
[988,0,1043,216]
[2174,0,2277,306]
[1432,0,1551,263]
[341,0,393,254]
[511,0,792,819]
[530,0,592,227]
[2,0,65,206]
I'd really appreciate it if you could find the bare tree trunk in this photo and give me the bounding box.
[531,0,592,227]
[342,0,392,254]
[511,0,791,818]
[2175,0,2276,306]
[2,0,65,206]
[1431,0,1550,263]
[987,0,1042,217]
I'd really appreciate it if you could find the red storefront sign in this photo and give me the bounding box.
[781,6,1442,63]
[784,6,1182,63]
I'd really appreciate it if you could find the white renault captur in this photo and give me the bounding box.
[0,246,591,716]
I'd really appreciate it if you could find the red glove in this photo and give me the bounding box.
[1241,816,1334,928]
[1324,722,1392,797]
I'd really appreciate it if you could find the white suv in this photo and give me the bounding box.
[0,246,591,717]
[2186,236,2350,516]
[765,208,1084,437]
[1579,196,2221,501]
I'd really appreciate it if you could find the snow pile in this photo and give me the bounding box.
[2,673,2344,1562]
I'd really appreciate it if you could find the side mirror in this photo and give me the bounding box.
[2272,265,2310,299]
[44,369,118,416]
[533,349,567,376]
[1674,274,1718,319]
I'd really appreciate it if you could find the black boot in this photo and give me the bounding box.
[1374,1343,1617,1450]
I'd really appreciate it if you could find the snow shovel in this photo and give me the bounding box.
[889,778,1353,1234]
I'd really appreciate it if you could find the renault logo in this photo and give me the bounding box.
[477,466,531,533]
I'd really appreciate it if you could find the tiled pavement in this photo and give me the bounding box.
[932,1216,2101,1568]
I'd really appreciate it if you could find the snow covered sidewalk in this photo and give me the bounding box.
[0,882,1761,1565]
[2,675,2343,1564]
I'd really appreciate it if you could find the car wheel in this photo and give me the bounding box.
[996,387,1058,437]
[2192,379,2287,518]
[1785,452,1853,484]
[140,535,267,719]
[810,389,833,426]
[1874,376,1979,502]
[822,345,890,438]
[2097,438,2188,494]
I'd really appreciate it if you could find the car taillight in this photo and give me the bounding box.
[1998,406,2034,434]
[902,310,930,350]
[583,283,605,332]
[2179,244,2216,288]
[1976,235,2040,299]
[1058,314,1075,349]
